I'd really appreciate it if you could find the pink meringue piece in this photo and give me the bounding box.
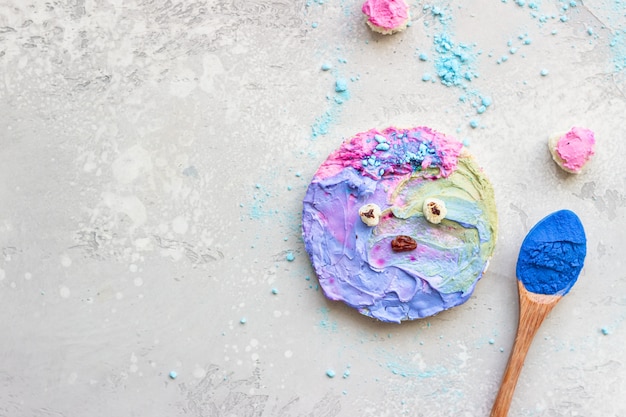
[362,0,410,34]
[554,127,596,173]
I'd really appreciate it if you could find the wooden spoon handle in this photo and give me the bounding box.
[490,281,562,417]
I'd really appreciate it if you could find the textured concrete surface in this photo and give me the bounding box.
[1,1,625,416]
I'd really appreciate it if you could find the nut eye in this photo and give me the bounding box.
[423,198,447,224]
[358,203,382,227]
[391,235,417,252]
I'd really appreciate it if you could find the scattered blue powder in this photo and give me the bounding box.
[321,63,332,71]
[311,72,352,138]
[326,369,336,378]
[516,210,587,295]
[169,371,177,379]
[311,110,334,137]
[610,31,626,72]
[286,252,295,262]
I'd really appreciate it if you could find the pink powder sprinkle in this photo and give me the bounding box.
[556,127,595,173]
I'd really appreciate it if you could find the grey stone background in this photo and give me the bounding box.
[1,1,625,416]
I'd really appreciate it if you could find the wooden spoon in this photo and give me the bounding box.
[490,210,587,417]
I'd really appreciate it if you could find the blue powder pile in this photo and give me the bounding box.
[516,210,587,295]
[433,33,478,87]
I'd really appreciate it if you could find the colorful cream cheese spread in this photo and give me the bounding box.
[361,0,410,35]
[302,127,498,322]
[548,127,595,174]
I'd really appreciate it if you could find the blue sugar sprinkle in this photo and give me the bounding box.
[321,63,332,71]
[271,288,279,295]
[374,134,387,143]
[477,105,486,114]
[560,15,568,22]
[419,52,429,61]
[169,371,177,379]
[335,79,348,92]
[469,119,478,128]
[422,73,432,82]
[286,252,295,262]
[240,317,247,324]
[481,96,492,107]
[488,338,495,345]
[540,68,549,76]
[375,143,390,151]
[510,47,518,54]
[326,369,336,378]
[601,327,610,335]
[311,22,318,28]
